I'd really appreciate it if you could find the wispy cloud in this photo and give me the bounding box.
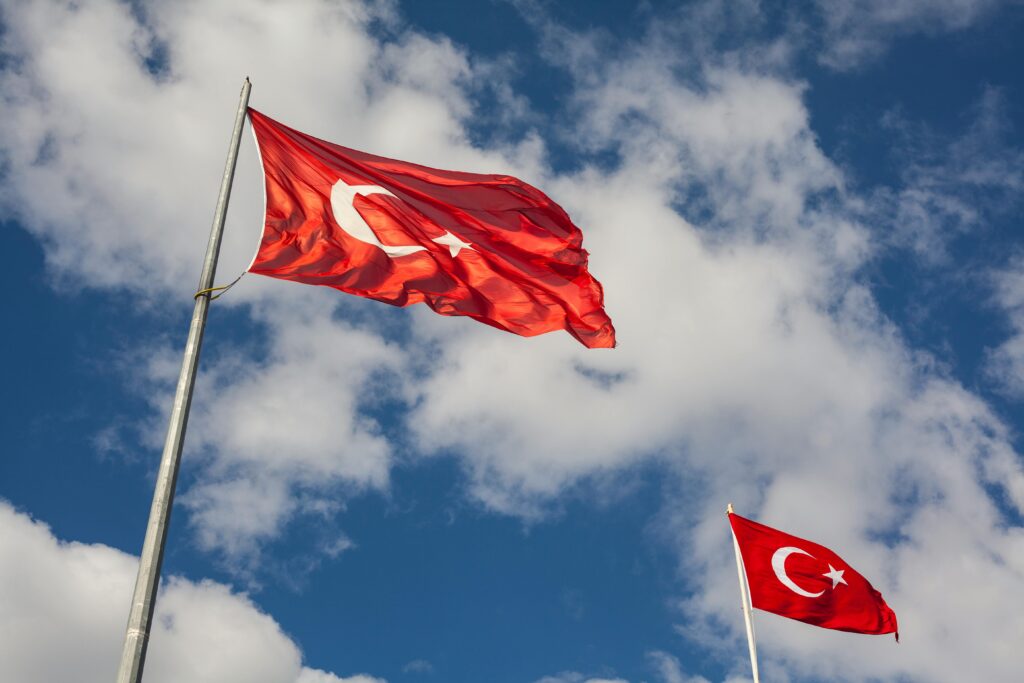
[401,659,434,674]
[985,254,1024,398]
[811,0,1016,69]
[867,87,1024,264]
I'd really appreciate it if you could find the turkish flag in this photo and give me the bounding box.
[729,512,898,638]
[246,109,615,348]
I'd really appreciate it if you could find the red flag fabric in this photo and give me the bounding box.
[246,109,615,348]
[729,512,898,638]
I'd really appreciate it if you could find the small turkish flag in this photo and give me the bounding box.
[729,512,898,639]
[247,109,615,348]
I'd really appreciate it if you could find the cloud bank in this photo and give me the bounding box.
[0,501,382,683]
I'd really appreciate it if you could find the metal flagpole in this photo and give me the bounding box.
[727,503,761,683]
[114,77,252,683]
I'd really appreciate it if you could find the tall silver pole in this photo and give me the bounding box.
[115,78,252,683]
[727,504,760,683]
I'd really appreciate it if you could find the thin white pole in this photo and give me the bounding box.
[728,503,760,683]
[114,77,252,683]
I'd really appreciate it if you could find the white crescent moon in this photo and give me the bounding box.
[330,180,426,257]
[771,546,825,598]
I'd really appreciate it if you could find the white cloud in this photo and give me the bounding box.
[3,2,1024,682]
[645,650,751,683]
[533,674,629,683]
[296,670,386,683]
[986,254,1024,398]
[401,659,434,674]
[182,303,404,566]
[868,88,1024,263]
[647,651,710,683]
[520,0,1020,74]
[0,500,382,683]
[812,0,1015,69]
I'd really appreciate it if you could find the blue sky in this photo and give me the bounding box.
[2,1,1024,682]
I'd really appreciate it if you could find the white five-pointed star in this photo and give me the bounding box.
[823,564,847,589]
[431,230,474,257]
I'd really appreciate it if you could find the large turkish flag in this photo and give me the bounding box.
[729,512,898,638]
[247,109,615,348]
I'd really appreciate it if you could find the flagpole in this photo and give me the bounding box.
[727,504,761,683]
[114,77,252,683]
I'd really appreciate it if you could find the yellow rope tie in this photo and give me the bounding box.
[194,273,245,301]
